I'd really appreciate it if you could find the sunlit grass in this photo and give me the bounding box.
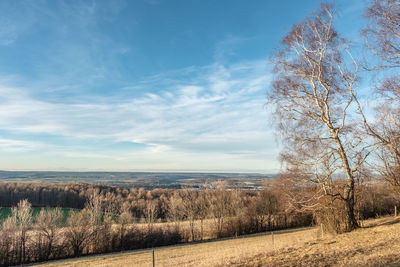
[36,216,400,267]
[36,227,318,267]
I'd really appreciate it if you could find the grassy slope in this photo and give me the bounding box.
[237,216,400,267]
[35,216,400,267]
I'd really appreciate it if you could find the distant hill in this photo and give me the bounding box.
[0,171,275,189]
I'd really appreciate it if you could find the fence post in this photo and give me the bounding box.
[321,223,324,239]
[395,206,398,217]
[152,248,155,267]
[271,231,274,248]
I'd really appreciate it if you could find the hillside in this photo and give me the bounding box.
[236,216,400,267]
[35,216,400,267]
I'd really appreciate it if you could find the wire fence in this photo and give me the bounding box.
[31,225,322,267]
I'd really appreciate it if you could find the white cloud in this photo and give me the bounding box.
[0,59,279,171]
[0,138,43,152]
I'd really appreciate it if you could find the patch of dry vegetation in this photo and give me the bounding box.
[235,216,400,267]
[35,216,400,267]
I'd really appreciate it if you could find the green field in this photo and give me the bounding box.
[0,207,77,225]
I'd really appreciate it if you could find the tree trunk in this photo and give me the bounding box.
[345,183,358,231]
[190,220,195,241]
[331,130,359,232]
[74,246,80,257]
[200,219,204,240]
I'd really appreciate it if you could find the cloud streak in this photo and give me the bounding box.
[0,59,278,171]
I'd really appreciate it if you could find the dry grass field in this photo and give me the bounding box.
[235,216,400,267]
[35,216,400,267]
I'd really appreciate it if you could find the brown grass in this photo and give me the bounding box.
[34,216,400,267]
[235,216,400,267]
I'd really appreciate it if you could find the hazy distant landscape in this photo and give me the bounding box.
[0,171,272,189]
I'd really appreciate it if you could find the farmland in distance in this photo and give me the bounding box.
[0,171,273,190]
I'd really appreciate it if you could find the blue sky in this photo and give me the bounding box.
[0,0,365,172]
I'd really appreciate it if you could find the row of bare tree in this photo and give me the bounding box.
[1,179,398,266]
[268,0,400,232]
[0,184,308,266]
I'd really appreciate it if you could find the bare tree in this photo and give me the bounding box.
[268,4,371,231]
[256,189,279,231]
[362,0,400,195]
[143,199,158,232]
[93,214,113,254]
[180,189,199,241]
[86,189,103,227]
[167,191,184,226]
[117,202,134,249]
[371,92,400,196]
[0,214,16,266]
[11,199,33,264]
[85,190,112,253]
[196,191,210,240]
[34,208,63,261]
[208,182,238,237]
[64,209,94,257]
[363,0,400,69]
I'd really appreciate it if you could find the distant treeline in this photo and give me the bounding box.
[0,182,301,224]
[0,183,88,209]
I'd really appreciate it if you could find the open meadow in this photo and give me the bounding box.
[0,207,76,225]
[34,216,400,267]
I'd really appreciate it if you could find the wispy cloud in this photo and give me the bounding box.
[0,1,36,45]
[0,0,371,172]
[0,138,44,152]
[0,59,278,171]
[214,35,255,63]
